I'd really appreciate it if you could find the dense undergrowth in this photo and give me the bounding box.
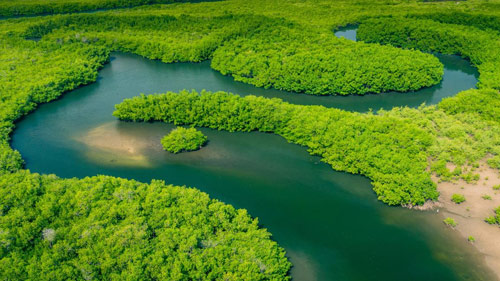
[1,0,500,279]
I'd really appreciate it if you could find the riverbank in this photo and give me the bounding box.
[435,163,500,280]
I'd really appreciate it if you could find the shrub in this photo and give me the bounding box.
[451,194,466,204]
[443,217,457,227]
[461,172,480,183]
[484,206,500,226]
[485,216,497,224]
[161,127,207,154]
[482,195,492,200]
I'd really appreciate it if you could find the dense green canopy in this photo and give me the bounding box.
[0,171,291,280]
[161,127,208,153]
[358,17,500,90]
[0,0,184,17]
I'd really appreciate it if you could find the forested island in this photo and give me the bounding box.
[1,0,500,280]
[161,127,208,153]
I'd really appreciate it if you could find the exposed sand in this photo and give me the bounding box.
[76,122,154,167]
[434,163,500,280]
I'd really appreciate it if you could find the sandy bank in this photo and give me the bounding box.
[435,163,500,280]
[76,122,155,167]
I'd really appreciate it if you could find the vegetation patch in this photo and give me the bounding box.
[161,127,207,153]
[482,194,492,200]
[485,206,500,226]
[0,171,291,280]
[357,17,500,90]
[211,20,443,95]
[13,12,444,96]
[379,89,500,179]
[443,217,458,227]
[451,194,466,204]
[0,0,185,17]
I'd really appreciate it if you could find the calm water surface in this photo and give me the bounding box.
[12,36,495,280]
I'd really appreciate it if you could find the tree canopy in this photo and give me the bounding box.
[0,171,291,280]
[161,127,208,153]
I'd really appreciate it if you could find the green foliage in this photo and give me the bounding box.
[0,171,291,280]
[484,206,500,226]
[0,37,109,172]
[461,172,480,183]
[493,184,500,190]
[357,17,500,90]
[211,20,443,95]
[485,216,497,225]
[411,11,500,33]
[0,0,183,17]
[161,127,207,153]
[114,90,438,206]
[443,217,457,227]
[439,89,500,124]
[13,12,444,96]
[451,194,466,204]
[379,90,500,180]
[29,14,264,63]
[468,236,475,243]
[482,194,492,200]
[0,146,23,175]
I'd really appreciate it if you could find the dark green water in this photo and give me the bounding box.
[335,25,358,41]
[12,48,495,280]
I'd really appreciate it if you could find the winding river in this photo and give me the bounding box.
[11,29,496,280]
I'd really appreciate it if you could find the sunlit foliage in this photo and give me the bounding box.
[0,171,291,280]
[161,127,207,153]
[357,17,500,90]
[11,13,444,95]
[484,206,500,226]
[0,0,183,17]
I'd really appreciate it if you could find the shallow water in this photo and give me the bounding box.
[11,45,495,280]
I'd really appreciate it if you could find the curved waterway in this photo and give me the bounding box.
[12,41,495,280]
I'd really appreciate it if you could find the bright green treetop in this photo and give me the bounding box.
[161,127,208,153]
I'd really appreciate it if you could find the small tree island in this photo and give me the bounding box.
[162,127,208,153]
